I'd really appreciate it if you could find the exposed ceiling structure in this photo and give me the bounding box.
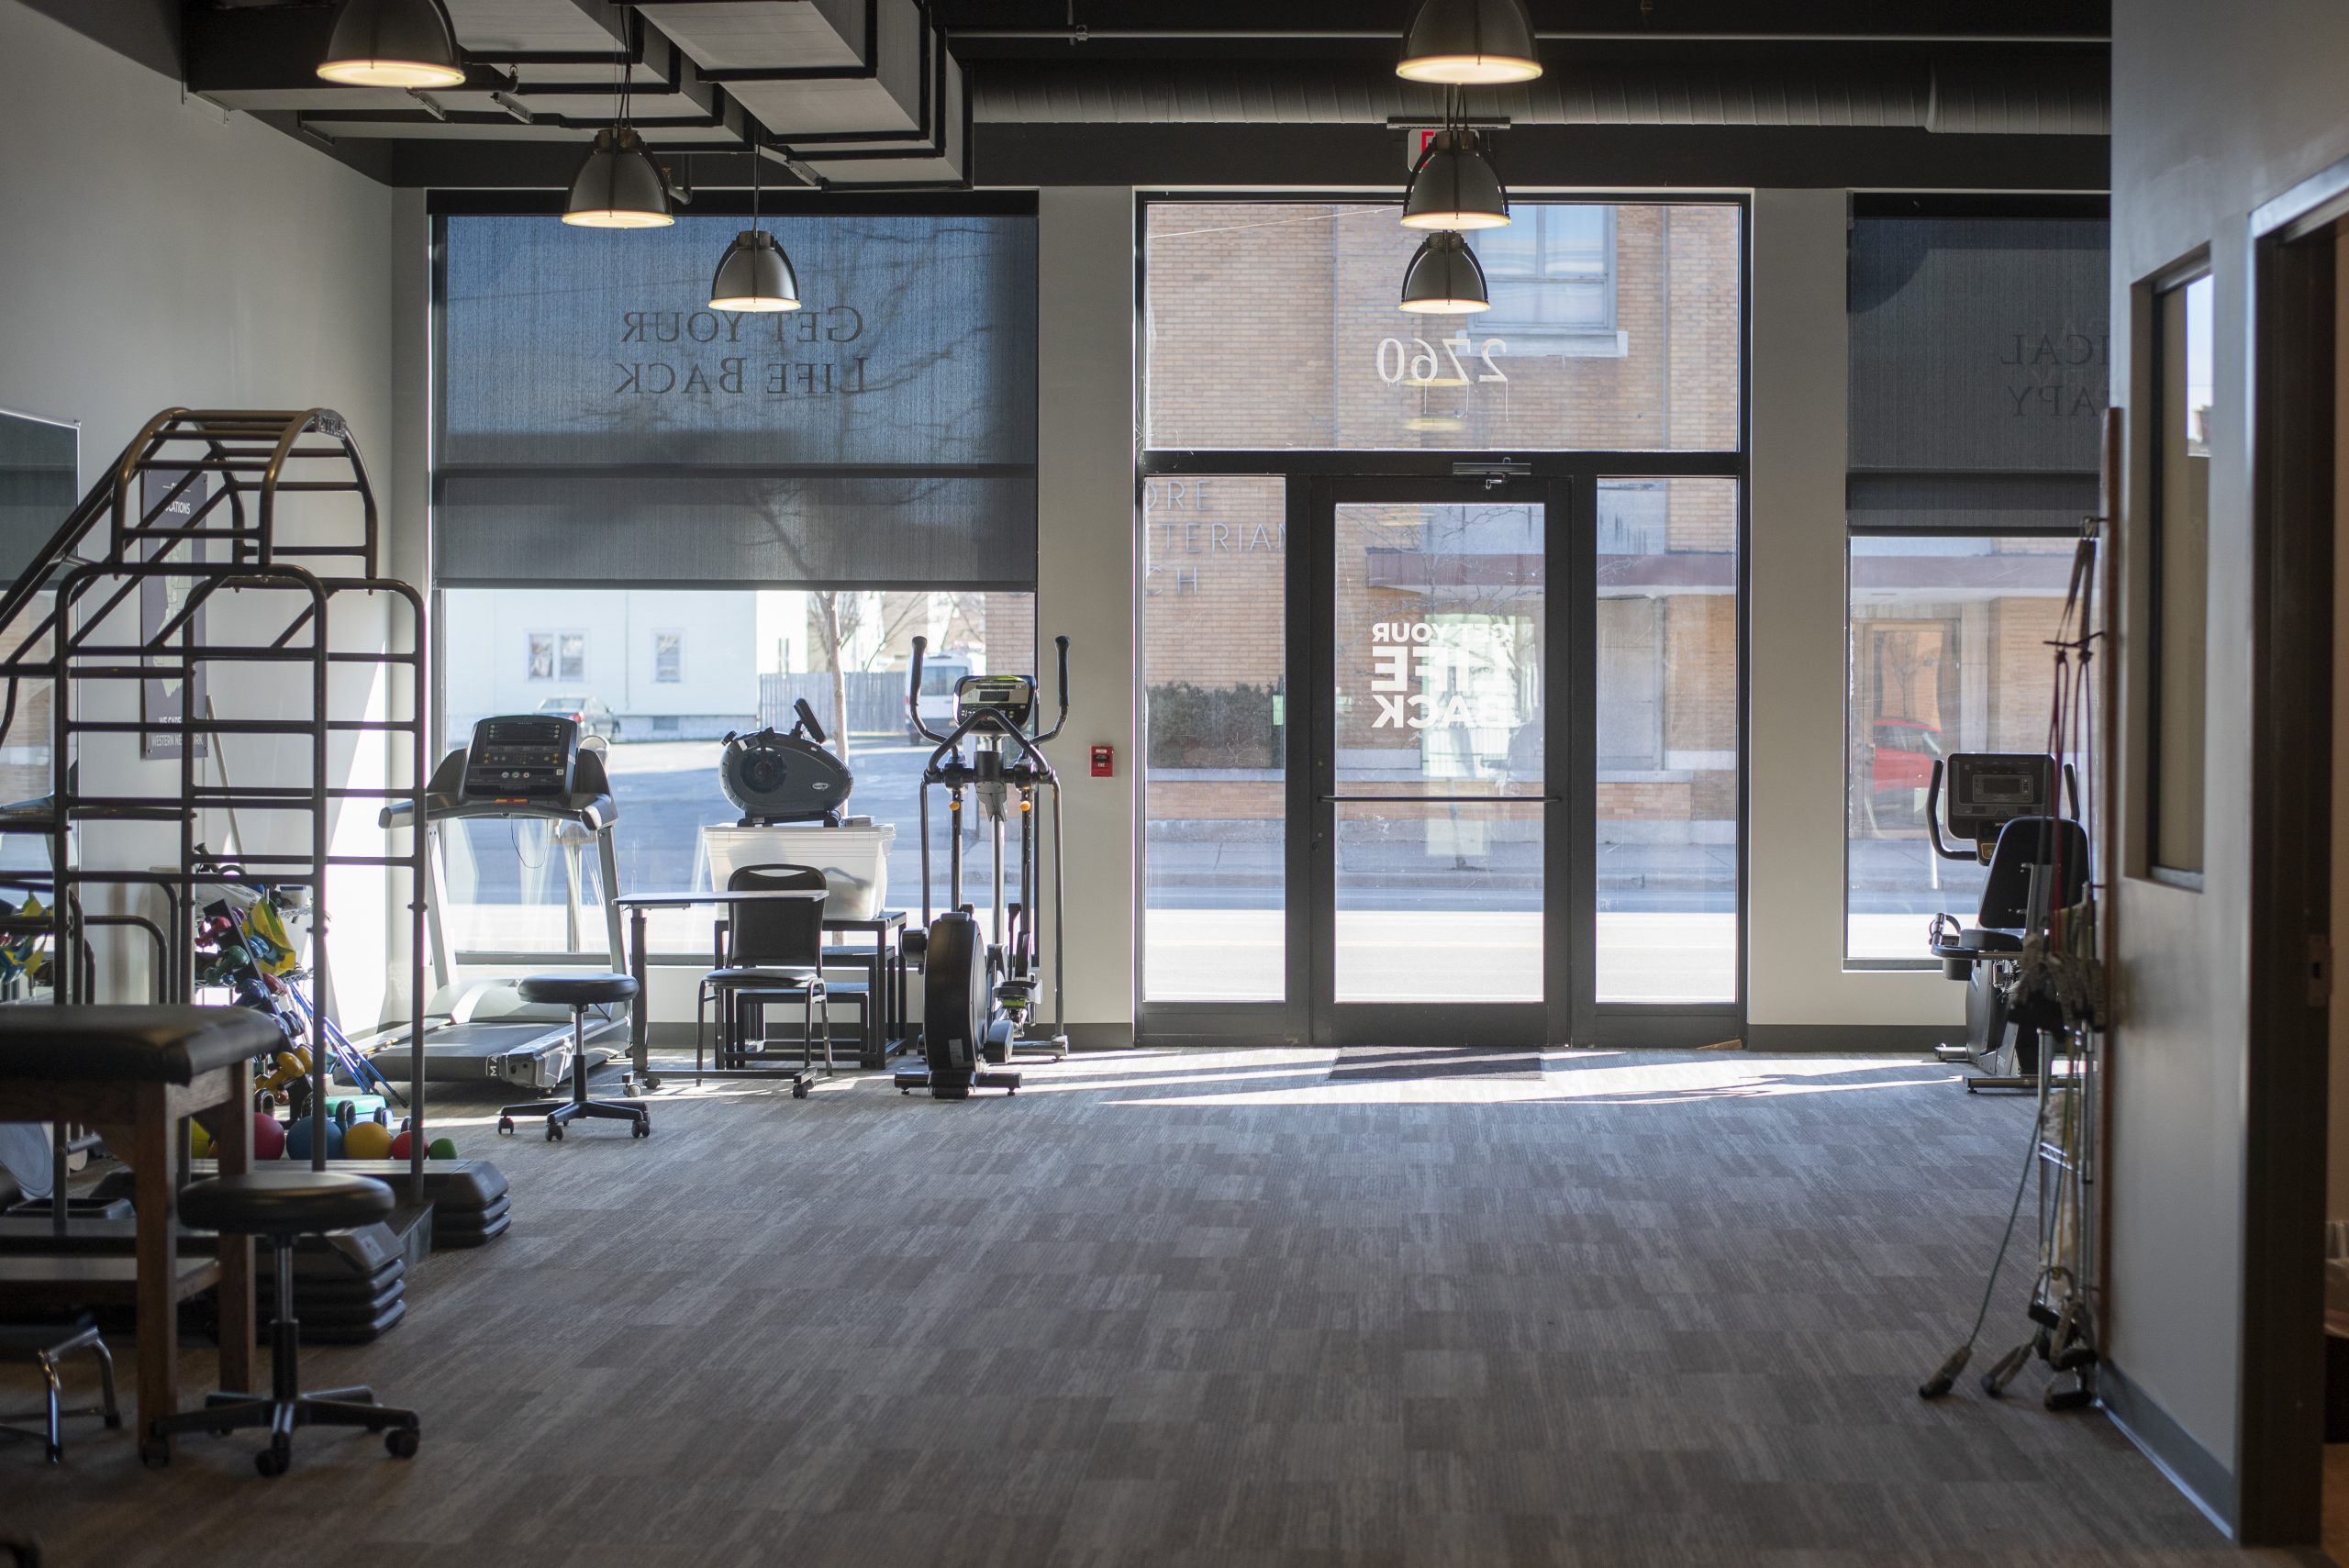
[161,0,2110,192]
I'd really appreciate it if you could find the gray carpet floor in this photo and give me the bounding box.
[0,1048,2287,1566]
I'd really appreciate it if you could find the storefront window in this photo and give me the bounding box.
[1143,202,1739,452]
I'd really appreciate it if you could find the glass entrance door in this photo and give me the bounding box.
[1308,479,1560,1045]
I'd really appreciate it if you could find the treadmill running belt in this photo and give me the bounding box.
[1329,1046,1544,1083]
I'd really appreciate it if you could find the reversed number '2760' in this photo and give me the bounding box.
[1375,336,1509,385]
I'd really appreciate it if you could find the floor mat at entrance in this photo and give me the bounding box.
[1329,1046,1546,1083]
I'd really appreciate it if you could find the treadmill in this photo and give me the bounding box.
[374,715,630,1090]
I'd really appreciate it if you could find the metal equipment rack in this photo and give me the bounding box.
[0,409,430,1201]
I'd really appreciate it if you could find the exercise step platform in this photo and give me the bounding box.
[430,1193,511,1249]
[3,1195,131,1222]
[0,1215,406,1273]
[197,1273,408,1346]
[0,1218,413,1344]
[91,1159,509,1251]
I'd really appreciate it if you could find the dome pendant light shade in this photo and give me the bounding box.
[563,128,674,228]
[709,229,802,313]
[317,0,467,88]
[1399,232,1492,315]
[1403,129,1510,230]
[1397,0,1542,85]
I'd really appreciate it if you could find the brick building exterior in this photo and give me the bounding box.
[1141,203,1747,873]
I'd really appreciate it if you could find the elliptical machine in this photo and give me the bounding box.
[894,635,1072,1100]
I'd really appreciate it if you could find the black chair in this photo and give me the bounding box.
[497,973,647,1140]
[150,1170,418,1476]
[699,863,832,1092]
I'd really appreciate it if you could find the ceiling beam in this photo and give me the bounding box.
[931,0,2109,48]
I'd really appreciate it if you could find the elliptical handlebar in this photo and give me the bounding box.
[907,634,1074,778]
[792,696,827,746]
[1924,759,1965,862]
[907,636,952,746]
[1035,636,1072,745]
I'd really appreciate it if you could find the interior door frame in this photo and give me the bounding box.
[1304,473,1571,1048]
[2232,157,2344,1549]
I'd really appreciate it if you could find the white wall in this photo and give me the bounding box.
[1746,188,1961,1036]
[1034,188,1138,1040]
[0,1,398,1017]
[2102,0,2349,1508]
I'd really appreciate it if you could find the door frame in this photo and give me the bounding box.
[1134,450,1749,1050]
[2234,159,2343,1548]
[1304,473,1570,1048]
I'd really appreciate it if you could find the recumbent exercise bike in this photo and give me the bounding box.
[1922,751,2089,1093]
[894,635,1073,1100]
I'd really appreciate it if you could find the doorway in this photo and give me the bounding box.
[1307,477,1557,1046]
[1135,460,1743,1051]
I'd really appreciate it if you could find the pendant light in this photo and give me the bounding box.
[564,36,674,228]
[1398,232,1491,315]
[1397,0,1542,85]
[1403,128,1509,231]
[709,147,801,313]
[317,0,466,88]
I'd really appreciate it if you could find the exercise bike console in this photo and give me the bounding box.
[1925,752,2065,864]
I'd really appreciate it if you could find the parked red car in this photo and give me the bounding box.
[1868,717,1943,825]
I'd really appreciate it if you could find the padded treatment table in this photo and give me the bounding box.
[0,1006,276,1462]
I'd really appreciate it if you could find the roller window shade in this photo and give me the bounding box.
[1848,216,2108,531]
[436,212,1037,585]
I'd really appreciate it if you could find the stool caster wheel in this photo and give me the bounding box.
[256,1439,291,1478]
[620,1076,638,1095]
[385,1426,420,1459]
[546,1123,564,1142]
[631,1120,650,1138]
[792,1082,808,1099]
[496,1118,514,1136]
[643,1073,662,1090]
[139,1438,169,1469]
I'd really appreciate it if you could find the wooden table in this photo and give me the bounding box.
[614,893,911,1084]
[0,1006,264,1465]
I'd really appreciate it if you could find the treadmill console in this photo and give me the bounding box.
[955,674,1037,729]
[462,716,580,799]
[1943,752,2056,848]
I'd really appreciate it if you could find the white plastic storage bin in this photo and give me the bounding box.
[697,823,896,921]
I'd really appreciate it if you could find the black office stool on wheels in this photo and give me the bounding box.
[497,973,648,1141]
[149,1171,420,1476]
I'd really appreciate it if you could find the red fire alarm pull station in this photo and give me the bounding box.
[1089,744,1114,778]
